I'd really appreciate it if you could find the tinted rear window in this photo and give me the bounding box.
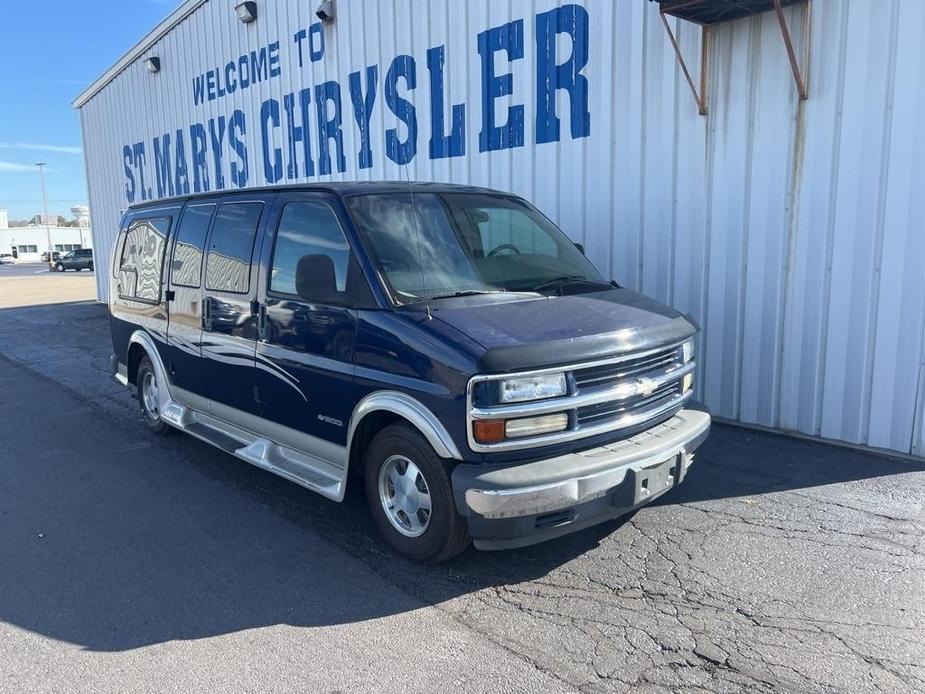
[205,203,263,293]
[118,217,171,302]
[171,204,214,288]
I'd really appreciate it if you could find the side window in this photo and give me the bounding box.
[170,204,214,288]
[118,217,170,302]
[205,203,263,294]
[270,201,351,299]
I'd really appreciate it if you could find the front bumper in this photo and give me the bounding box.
[451,407,710,550]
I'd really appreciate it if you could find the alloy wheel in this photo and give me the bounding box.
[378,455,432,537]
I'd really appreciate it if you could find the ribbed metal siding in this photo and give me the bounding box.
[77,0,925,456]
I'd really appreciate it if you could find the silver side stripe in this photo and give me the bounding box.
[147,327,310,405]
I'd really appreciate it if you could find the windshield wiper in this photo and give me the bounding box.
[529,275,612,293]
[425,289,503,300]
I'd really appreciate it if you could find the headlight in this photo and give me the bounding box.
[499,372,567,403]
[681,339,694,363]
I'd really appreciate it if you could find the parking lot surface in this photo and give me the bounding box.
[0,263,96,308]
[0,301,923,693]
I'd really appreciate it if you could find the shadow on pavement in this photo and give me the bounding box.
[0,302,920,653]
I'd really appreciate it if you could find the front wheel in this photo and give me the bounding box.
[364,423,470,563]
[136,355,170,434]
[55,263,64,272]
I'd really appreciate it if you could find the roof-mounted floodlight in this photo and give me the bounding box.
[235,1,257,24]
[144,57,161,73]
[315,1,335,23]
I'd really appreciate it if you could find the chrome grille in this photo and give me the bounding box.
[577,380,681,425]
[574,349,679,389]
[467,340,695,452]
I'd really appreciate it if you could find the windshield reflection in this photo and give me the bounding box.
[346,193,602,303]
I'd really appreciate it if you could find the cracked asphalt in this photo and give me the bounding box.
[0,301,922,693]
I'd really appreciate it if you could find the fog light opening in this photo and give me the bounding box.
[504,413,568,439]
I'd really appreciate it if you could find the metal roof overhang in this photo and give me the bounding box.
[650,0,802,25]
[652,0,810,114]
[72,0,207,109]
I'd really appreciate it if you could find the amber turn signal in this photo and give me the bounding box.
[473,419,505,444]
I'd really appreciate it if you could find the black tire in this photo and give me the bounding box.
[364,423,470,563]
[87,262,94,272]
[136,355,171,435]
[55,263,64,272]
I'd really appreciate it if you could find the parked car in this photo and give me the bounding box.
[0,253,14,265]
[53,248,93,272]
[109,183,710,562]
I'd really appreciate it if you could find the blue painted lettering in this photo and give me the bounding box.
[208,116,227,190]
[385,55,417,165]
[315,81,346,175]
[260,98,283,183]
[229,110,249,188]
[535,4,590,144]
[427,46,465,159]
[190,123,210,193]
[123,145,136,203]
[348,65,378,170]
[283,89,315,179]
[174,129,190,195]
[153,133,174,198]
[478,20,525,152]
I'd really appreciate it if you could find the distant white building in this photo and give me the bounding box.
[0,225,92,262]
[30,213,58,226]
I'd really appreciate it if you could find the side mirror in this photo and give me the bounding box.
[574,242,585,256]
[296,254,338,303]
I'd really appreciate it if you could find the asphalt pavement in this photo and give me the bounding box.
[0,262,60,278]
[0,301,923,693]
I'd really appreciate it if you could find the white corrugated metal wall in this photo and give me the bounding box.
[76,0,925,456]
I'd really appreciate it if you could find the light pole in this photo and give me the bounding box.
[36,162,52,265]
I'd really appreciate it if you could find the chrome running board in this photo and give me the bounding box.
[160,400,344,501]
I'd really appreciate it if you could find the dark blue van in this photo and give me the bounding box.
[109,183,709,562]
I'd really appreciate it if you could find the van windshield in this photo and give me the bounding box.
[345,192,603,304]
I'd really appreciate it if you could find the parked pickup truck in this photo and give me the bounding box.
[109,183,709,562]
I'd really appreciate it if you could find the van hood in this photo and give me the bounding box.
[429,287,696,372]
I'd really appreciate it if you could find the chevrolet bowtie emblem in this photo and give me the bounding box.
[635,377,656,397]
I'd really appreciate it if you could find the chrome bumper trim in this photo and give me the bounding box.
[459,408,710,519]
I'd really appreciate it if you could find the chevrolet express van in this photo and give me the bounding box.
[109,183,710,562]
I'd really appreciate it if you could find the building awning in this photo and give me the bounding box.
[652,0,809,114]
[650,0,801,25]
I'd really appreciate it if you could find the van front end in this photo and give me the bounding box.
[448,334,710,550]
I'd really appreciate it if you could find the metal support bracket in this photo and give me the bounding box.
[658,0,812,113]
[773,0,810,100]
[659,10,710,116]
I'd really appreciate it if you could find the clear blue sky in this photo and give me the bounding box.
[0,0,175,220]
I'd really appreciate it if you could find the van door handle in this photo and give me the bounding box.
[202,296,212,331]
[257,303,268,341]
[165,289,175,301]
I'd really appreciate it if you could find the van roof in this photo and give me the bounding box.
[124,181,509,213]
